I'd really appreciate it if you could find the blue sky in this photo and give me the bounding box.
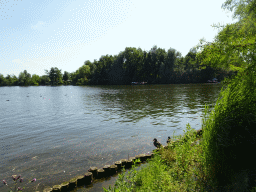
[0,0,239,77]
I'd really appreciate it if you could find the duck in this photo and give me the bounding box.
[166,136,171,144]
[153,138,162,148]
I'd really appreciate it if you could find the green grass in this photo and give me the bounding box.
[103,125,214,192]
[103,69,256,192]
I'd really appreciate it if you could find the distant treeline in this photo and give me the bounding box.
[0,46,237,86]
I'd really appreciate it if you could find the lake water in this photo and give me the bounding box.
[0,83,223,191]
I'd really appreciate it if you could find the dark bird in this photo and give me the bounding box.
[167,136,171,144]
[153,138,162,148]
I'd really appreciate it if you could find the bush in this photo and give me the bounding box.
[200,67,256,187]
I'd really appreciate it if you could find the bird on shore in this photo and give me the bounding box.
[153,138,162,148]
[167,136,171,144]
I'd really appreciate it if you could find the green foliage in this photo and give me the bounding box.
[200,68,256,187]
[192,1,256,189]
[2,43,235,86]
[31,74,41,86]
[63,71,70,81]
[103,124,210,191]
[18,70,31,86]
[40,75,50,85]
[108,53,125,85]
[0,73,6,86]
[71,65,90,85]
[45,67,62,85]
[195,0,256,75]
[4,74,18,86]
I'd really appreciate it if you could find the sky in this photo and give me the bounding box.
[0,0,239,77]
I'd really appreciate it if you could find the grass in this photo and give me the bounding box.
[103,124,213,192]
[103,68,256,192]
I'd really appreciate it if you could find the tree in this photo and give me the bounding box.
[195,0,256,75]
[63,71,70,81]
[18,72,25,86]
[0,74,7,86]
[154,47,167,82]
[3,74,18,86]
[71,65,90,85]
[84,60,96,80]
[45,67,62,85]
[40,75,50,85]
[108,52,125,84]
[31,74,41,86]
[160,48,182,83]
[18,70,31,86]
[184,48,198,73]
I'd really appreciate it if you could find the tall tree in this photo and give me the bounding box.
[40,75,50,85]
[18,70,31,86]
[160,48,182,83]
[63,71,70,81]
[31,74,41,86]
[84,60,96,79]
[45,67,62,85]
[195,0,256,75]
[108,52,125,84]
[0,74,6,86]
[122,47,140,83]
[184,48,198,73]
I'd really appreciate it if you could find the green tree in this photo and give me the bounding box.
[40,75,51,85]
[24,70,31,86]
[11,75,19,86]
[84,60,96,80]
[31,74,41,86]
[195,0,256,74]
[45,67,63,85]
[122,47,139,83]
[142,51,153,83]
[5,74,12,86]
[71,65,90,85]
[63,71,70,85]
[108,53,125,84]
[63,71,70,81]
[4,74,18,86]
[18,72,25,86]
[160,48,182,83]
[0,74,7,86]
[154,47,167,82]
[184,48,198,73]
[18,70,31,86]
[149,45,159,82]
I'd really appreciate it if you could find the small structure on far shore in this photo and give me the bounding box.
[131,81,147,85]
[207,78,218,83]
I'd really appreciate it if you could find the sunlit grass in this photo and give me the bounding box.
[103,124,212,192]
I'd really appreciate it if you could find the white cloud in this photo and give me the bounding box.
[31,21,46,30]
[12,59,22,64]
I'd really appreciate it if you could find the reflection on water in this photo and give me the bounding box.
[0,84,223,191]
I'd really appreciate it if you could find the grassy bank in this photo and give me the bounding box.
[103,124,256,191]
[102,124,212,191]
[103,70,256,191]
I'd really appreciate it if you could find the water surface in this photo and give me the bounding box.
[0,84,223,191]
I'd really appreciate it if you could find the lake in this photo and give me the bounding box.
[0,83,223,191]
